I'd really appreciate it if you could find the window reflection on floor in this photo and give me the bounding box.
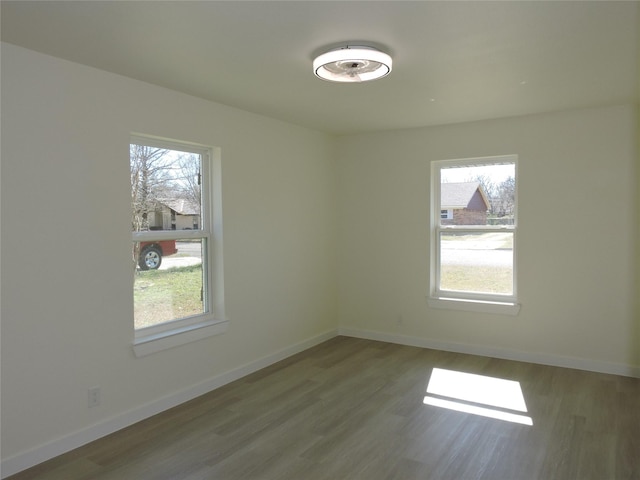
[424,368,533,426]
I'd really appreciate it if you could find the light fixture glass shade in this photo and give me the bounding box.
[313,46,392,83]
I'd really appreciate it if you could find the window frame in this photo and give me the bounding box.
[130,134,227,356]
[429,155,520,315]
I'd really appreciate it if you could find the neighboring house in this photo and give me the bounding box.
[147,198,200,230]
[440,182,489,225]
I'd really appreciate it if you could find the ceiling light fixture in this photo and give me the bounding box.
[313,45,392,83]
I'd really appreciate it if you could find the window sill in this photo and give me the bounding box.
[133,319,229,357]
[428,296,520,316]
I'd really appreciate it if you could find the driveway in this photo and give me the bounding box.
[441,248,512,268]
[441,232,513,268]
[159,241,202,270]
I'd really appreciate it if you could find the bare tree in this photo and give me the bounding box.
[442,165,515,222]
[494,176,516,217]
[174,153,201,214]
[469,174,497,215]
[130,144,175,231]
[130,145,174,273]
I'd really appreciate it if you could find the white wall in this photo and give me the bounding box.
[2,41,639,477]
[0,44,337,469]
[336,105,639,375]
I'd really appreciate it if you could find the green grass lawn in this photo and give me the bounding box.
[134,264,203,329]
[440,265,512,294]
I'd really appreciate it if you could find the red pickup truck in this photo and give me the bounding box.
[138,240,177,270]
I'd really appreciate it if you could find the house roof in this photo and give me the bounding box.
[441,182,489,209]
[159,198,200,216]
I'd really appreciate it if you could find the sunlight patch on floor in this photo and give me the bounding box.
[424,368,533,426]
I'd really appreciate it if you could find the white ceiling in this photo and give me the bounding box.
[2,1,639,135]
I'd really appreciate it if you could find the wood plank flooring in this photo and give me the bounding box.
[7,336,640,479]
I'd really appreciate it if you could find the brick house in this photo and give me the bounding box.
[440,182,490,225]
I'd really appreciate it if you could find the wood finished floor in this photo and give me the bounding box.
[7,336,640,480]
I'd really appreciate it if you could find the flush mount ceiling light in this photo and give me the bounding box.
[313,45,392,83]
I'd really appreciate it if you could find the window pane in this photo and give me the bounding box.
[134,239,204,329]
[439,231,513,295]
[441,163,515,226]
[131,145,202,232]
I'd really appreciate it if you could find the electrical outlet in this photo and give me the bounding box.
[88,386,101,408]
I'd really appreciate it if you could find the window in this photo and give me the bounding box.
[429,155,519,314]
[440,209,452,220]
[130,135,226,356]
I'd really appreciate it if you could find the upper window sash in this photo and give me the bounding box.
[432,154,518,226]
[130,134,211,234]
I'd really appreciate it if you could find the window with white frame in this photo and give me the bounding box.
[440,209,453,220]
[430,155,519,313]
[130,135,226,356]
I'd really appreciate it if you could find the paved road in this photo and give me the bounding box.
[441,248,512,267]
[159,241,201,270]
[162,242,513,270]
[440,232,513,268]
[176,241,202,258]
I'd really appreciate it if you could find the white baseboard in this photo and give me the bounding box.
[4,326,637,478]
[339,327,640,378]
[0,329,339,479]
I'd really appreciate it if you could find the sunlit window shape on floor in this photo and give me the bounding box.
[424,368,533,426]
